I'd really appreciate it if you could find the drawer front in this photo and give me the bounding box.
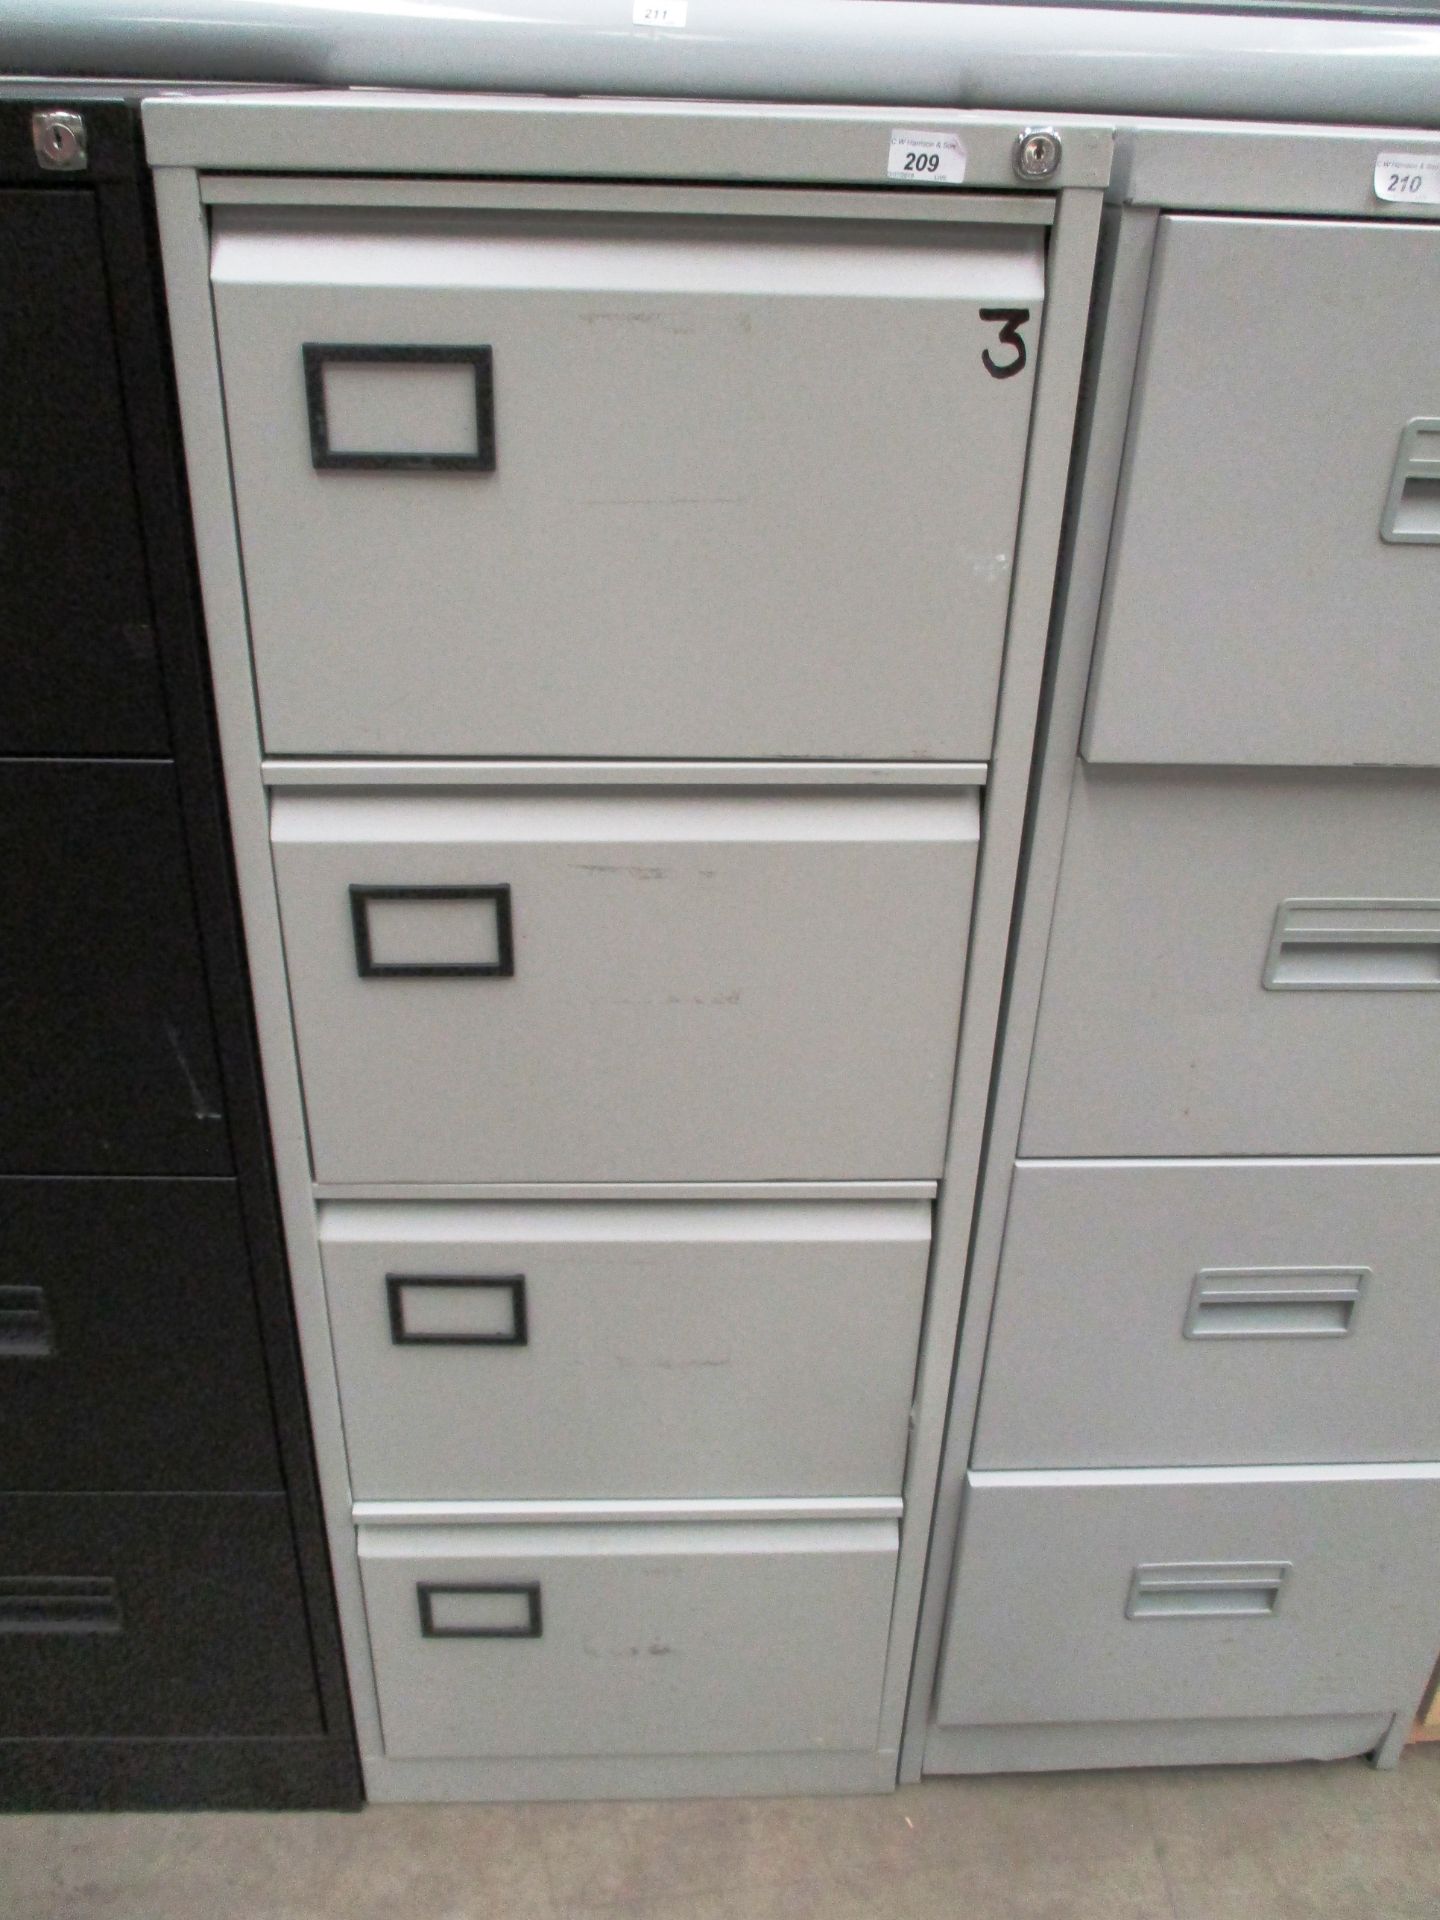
[213,209,1043,759]
[1021,765,1440,1157]
[0,1179,280,1491]
[0,1495,322,1738]
[936,1468,1440,1729]
[1085,216,1440,767]
[974,1159,1440,1469]
[322,1199,929,1499]
[0,762,229,1175]
[0,192,168,756]
[273,787,977,1183]
[360,1518,897,1760]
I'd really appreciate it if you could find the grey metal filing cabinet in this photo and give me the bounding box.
[910,129,1440,1779]
[146,92,1109,1800]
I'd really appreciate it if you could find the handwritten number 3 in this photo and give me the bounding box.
[981,307,1031,380]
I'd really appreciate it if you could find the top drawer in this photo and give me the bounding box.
[1084,216,1440,768]
[0,192,167,757]
[211,204,1044,760]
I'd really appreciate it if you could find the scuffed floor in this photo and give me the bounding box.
[4,1748,1438,1919]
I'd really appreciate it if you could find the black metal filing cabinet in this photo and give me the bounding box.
[0,97,359,1809]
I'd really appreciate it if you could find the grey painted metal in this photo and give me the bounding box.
[155,116,1113,1797]
[147,94,1115,186]
[935,1464,1440,1728]
[1381,418,1440,542]
[1371,1711,1414,1768]
[1020,765,1440,1157]
[1113,120,1440,218]
[149,165,387,1767]
[200,176,1057,229]
[880,186,1107,1778]
[1084,215,1440,767]
[212,204,1042,761]
[365,1745,898,1802]
[359,1516,898,1761]
[163,91,1440,1796]
[1182,1267,1368,1340]
[270,784,979,1183]
[974,1158,1440,1469]
[264,762,989,790]
[355,1497,903,1525]
[9,1,1434,129]
[918,158,1440,1780]
[902,204,1160,1782]
[182,113,1440,227]
[924,1711,1395,1774]
[311,1181,937,1202]
[1263,898,1440,990]
[152,113,1112,1797]
[321,1199,930,1500]
[1124,1560,1292,1620]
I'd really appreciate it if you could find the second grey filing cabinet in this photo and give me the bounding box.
[916,142,1440,1779]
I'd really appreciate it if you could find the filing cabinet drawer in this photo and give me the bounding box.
[0,762,229,1175]
[974,1159,1440,1469]
[1084,215,1440,767]
[0,192,167,756]
[360,1517,897,1760]
[0,1178,280,1491]
[212,207,1044,758]
[0,1495,322,1738]
[1021,765,1440,1157]
[936,1467,1440,1729]
[272,785,977,1183]
[322,1198,929,1499]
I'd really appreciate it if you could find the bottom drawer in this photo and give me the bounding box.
[936,1467,1440,1730]
[0,1495,322,1738]
[360,1518,897,1761]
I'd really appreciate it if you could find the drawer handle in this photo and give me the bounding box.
[303,343,496,473]
[418,1582,542,1640]
[1264,897,1440,991]
[387,1274,528,1347]
[350,884,514,980]
[0,1285,55,1358]
[0,1575,121,1636]
[1127,1562,1289,1622]
[1184,1267,1367,1341]
[1381,417,1440,543]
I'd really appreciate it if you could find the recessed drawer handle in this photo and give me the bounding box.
[0,1285,55,1358]
[1264,897,1440,991]
[1184,1267,1367,1341]
[0,1575,121,1635]
[387,1274,528,1347]
[1127,1562,1289,1622]
[418,1582,542,1639]
[1381,417,1440,544]
[304,343,496,473]
[350,884,514,980]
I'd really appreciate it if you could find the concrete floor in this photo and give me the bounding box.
[4,1748,1438,1920]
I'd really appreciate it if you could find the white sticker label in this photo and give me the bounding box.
[887,130,967,185]
[633,0,687,24]
[1375,152,1440,205]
